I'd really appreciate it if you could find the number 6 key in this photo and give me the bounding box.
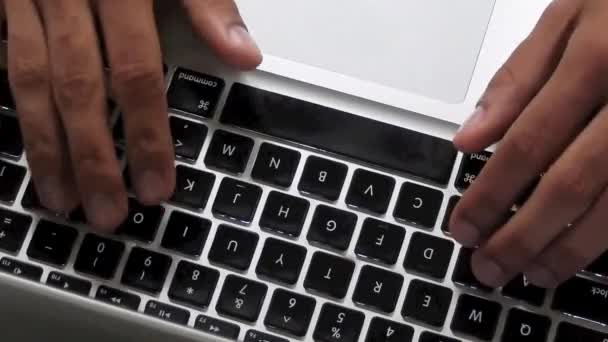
[264,288,316,337]
[121,247,172,294]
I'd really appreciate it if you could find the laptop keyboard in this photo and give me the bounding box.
[0,66,608,342]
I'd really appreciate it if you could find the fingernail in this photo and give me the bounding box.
[135,170,165,204]
[525,265,558,289]
[457,106,487,134]
[472,255,507,288]
[451,221,480,247]
[87,193,120,232]
[37,177,70,212]
[229,25,261,55]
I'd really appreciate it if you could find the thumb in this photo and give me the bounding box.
[453,0,576,152]
[181,0,262,70]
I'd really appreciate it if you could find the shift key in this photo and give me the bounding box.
[552,276,608,325]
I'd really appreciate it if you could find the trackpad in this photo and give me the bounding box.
[237,0,496,103]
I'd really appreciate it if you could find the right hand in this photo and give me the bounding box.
[1,0,262,231]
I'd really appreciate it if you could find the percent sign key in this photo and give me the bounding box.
[314,304,365,342]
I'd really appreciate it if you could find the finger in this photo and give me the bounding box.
[96,0,174,205]
[182,0,262,69]
[450,20,608,247]
[524,188,608,288]
[453,0,582,152]
[472,103,608,287]
[5,0,78,212]
[38,0,127,231]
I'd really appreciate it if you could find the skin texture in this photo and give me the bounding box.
[451,0,608,289]
[1,0,262,232]
[2,0,608,290]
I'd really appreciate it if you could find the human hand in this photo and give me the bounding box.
[450,0,608,288]
[1,0,261,231]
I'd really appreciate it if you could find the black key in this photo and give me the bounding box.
[212,178,262,224]
[167,68,224,118]
[346,169,395,214]
[0,69,15,109]
[170,116,207,160]
[0,114,23,158]
[441,195,460,234]
[306,205,357,251]
[144,300,190,325]
[586,251,608,277]
[251,143,301,188]
[304,251,355,299]
[171,165,215,210]
[21,181,42,210]
[208,225,259,271]
[354,218,405,265]
[455,152,491,191]
[256,238,307,285]
[195,315,241,341]
[96,286,140,311]
[245,330,289,342]
[204,130,253,173]
[298,156,347,201]
[47,272,91,296]
[501,275,546,307]
[0,209,31,253]
[555,322,608,342]
[259,191,309,237]
[365,317,414,342]
[352,265,403,314]
[216,275,268,323]
[452,248,492,292]
[393,182,443,229]
[264,289,316,337]
[161,211,211,257]
[169,261,219,309]
[403,232,454,279]
[222,83,457,185]
[313,303,365,342]
[27,220,78,267]
[117,198,164,243]
[74,234,125,279]
[401,279,452,327]
[121,247,171,294]
[501,308,550,342]
[0,161,26,203]
[419,332,461,342]
[450,294,501,341]
[552,276,608,326]
[0,257,42,281]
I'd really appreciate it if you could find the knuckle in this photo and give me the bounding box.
[111,62,163,98]
[486,63,524,94]
[72,144,108,176]
[23,133,56,164]
[572,34,608,84]
[10,58,50,90]
[53,70,100,110]
[51,33,102,110]
[548,167,595,202]
[131,126,165,155]
[502,129,545,163]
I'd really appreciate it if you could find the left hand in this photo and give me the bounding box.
[450,0,608,288]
